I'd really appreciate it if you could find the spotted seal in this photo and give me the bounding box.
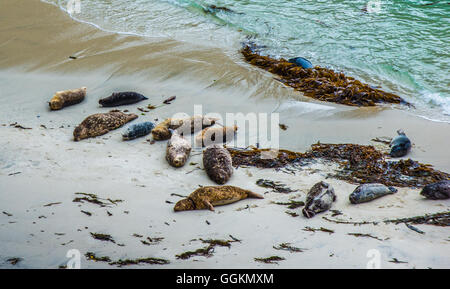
[349,183,397,204]
[390,129,411,157]
[203,144,233,185]
[195,125,238,147]
[99,92,148,107]
[174,185,264,212]
[166,130,192,167]
[420,180,450,200]
[302,181,336,218]
[73,110,138,141]
[49,87,86,110]
[122,121,155,140]
[152,115,217,141]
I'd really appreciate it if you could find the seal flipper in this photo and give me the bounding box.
[246,191,264,199]
[204,199,215,211]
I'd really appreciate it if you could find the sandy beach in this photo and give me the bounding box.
[0,0,449,269]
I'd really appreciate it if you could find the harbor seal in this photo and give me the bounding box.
[302,181,336,218]
[349,183,397,204]
[152,115,217,141]
[174,185,263,212]
[420,180,450,200]
[49,87,86,110]
[288,57,313,69]
[390,129,411,157]
[166,130,192,167]
[99,92,148,107]
[73,110,138,141]
[122,121,155,140]
[195,125,238,147]
[203,144,233,185]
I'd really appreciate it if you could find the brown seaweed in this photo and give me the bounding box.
[175,238,237,260]
[228,143,449,188]
[109,257,169,267]
[273,200,305,209]
[273,243,305,253]
[256,179,297,193]
[241,46,411,107]
[385,211,450,227]
[347,233,385,241]
[254,256,285,264]
[90,232,116,243]
[73,192,123,207]
[303,226,334,234]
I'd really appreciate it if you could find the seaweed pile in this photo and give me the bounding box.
[228,143,449,187]
[241,46,410,107]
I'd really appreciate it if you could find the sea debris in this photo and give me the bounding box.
[285,211,299,217]
[73,110,138,141]
[229,143,450,187]
[389,258,408,264]
[273,200,305,209]
[99,92,148,107]
[390,129,411,157]
[174,186,263,212]
[349,183,397,204]
[7,257,22,265]
[385,211,450,227]
[2,211,13,217]
[256,179,296,193]
[90,232,116,243]
[273,243,305,253]
[303,181,336,218]
[347,233,385,241]
[176,238,237,260]
[49,87,86,110]
[420,180,450,200]
[81,210,92,216]
[10,123,32,130]
[241,45,410,107]
[141,237,164,245]
[405,223,425,234]
[85,252,169,267]
[43,202,62,207]
[85,252,111,263]
[163,96,176,104]
[303,226,334,234]
[73,192,123,207]
[203,145,234,184]
[109,257,169,267]
[254,256,285,264]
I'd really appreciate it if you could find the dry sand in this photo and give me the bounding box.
[0,0,449,269]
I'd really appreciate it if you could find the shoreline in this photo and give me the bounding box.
[0,0,449,269]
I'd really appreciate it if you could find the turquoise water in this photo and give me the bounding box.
[48,0,449,120]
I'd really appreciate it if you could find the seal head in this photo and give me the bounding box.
[390,129,411,157]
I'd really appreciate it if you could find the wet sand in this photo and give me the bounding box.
[0,0,449,268]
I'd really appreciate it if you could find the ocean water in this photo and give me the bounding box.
[45,0,449,121]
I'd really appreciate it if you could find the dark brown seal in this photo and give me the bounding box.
[73,110,138,141]
[49,87,86,110]
[174,185,263,212]
[203,144,233,185]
